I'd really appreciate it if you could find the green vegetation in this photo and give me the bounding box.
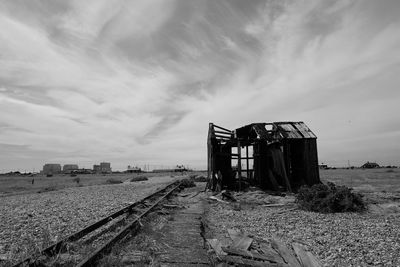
[296,182,366,213]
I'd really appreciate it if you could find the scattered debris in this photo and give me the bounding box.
[162,204,184,209]
[190,174,207,182]
[208,196,229,204]
[178,193,192,197]
[180,179,196,188]
[206,228,322,267]
[292,243,322,267]
[207,239,227,258]
[270,238,301,267]
[222,190,237,202]
[227,229,253,251]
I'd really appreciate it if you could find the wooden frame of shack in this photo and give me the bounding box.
[207,122,321,192]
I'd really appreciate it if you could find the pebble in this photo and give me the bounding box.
[207,197,400,266]
[0,178,174,263]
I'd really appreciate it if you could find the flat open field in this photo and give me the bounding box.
[320,168,400,193]
[0,169,399,266]
[0,172,186,197]
[0,172,189,265]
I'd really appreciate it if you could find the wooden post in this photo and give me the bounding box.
[246,145,249,179]
[237,140,241,191]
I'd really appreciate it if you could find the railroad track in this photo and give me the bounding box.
[13,180,183,267]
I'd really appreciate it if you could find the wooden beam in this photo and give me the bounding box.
[237,140,241,191]
[292,243,322,267]
[213,124,231,133]
[246,146,249,179]
[221,247,284,264]
[214,130,231,135]
[214,134,231,140]
[270,238,301,267]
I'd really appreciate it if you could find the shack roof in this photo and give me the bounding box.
[234,121,316,140]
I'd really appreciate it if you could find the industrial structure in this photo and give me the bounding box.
[361,161,380,169]
[100,162,112,173]
[207,122,321,192]
[126,165,142,173]
[42,164,62,175]
[93,164,101,173]
[63,164,79,173]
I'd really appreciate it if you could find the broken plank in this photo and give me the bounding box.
[227,229,241,243]
[232,235,253,251]
[207,239,227,257]
[270,239,301,267]
[224,255,284,267]
[292,243,322,267]
[162,204,183,209]
[258,242,287,266]
[222,247,283,263]
[227,229,253,251]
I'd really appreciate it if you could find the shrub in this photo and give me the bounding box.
[180,178,196,188]
[296,182,366,213]
[190,175,207,182]
[105,178,123,184]
[130,176,149,182]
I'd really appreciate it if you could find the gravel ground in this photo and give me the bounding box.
[206,192,400,267]
[0,176,176,264]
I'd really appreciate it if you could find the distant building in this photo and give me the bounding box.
[100,162,112,173]
[43,164,62,175]
[361,162,380,169]
[319,164,328,169]
[174,165,188,172]
[126,165,141,173]
[93,164,101,173]
[63,164,79,173]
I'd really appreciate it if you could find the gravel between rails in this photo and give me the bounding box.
[0,176,177,264]
[207,199,400,266]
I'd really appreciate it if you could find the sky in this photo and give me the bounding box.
[1,0,400,172]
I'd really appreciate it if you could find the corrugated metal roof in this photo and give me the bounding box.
[274,122,316,139]
[252,123,269,139]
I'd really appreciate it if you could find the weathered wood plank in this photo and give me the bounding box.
[227,229,253,251]
[258,242,287,266]
[224,255,283,267]
[207,239,227,257]
[232,235,253,251]
[228,229,241,243]
[270,239,301,267]
[222,247,283,263]
[292,243,322,267]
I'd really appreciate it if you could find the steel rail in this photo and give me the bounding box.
[76,181,182,266]
[12,180,181,267]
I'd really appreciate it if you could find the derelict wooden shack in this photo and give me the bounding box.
[207,122,321,192]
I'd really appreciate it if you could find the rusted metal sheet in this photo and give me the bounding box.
[252,124,269,139]
[276,123,303,138]
[292,122,316,138]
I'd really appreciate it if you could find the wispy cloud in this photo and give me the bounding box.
[1,0,400,171]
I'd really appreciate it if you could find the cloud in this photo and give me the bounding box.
[0,0,400,171]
